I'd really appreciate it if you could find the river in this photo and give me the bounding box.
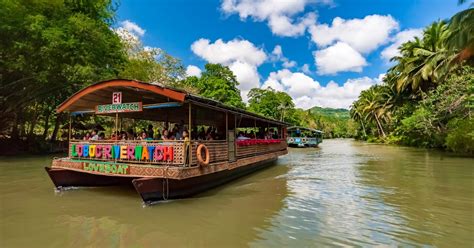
[0,139,472,247]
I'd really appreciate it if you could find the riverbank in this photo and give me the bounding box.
[0,138,67,156]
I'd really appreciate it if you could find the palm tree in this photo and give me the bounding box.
[390,21,454,95]
[357,85,394,138]
[446,7,474,61]
[350,102,367,137]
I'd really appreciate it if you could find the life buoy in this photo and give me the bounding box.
[196,144,210,166]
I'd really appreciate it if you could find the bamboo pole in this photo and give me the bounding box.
[115,113,118,137]
[68,115,72,141]
[188,102,192,167]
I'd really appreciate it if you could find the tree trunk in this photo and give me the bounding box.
[42,109,51,140]
[359,119,367,137]
[27,103,39,143]
[11,113,19,140]
[50,113,63,142]
[374,114,386,137]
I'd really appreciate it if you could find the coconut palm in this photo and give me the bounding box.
[446,7,474,61]
[390,21,454,95]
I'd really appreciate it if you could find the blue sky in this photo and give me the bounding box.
[114,0,467,109]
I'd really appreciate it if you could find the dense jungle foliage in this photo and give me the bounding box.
[1,0,471,154]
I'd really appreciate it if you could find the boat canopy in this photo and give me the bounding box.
[57,79,288,128]
[287,126,323,133]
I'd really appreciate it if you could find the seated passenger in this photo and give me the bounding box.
[98,132,105,140]
[237,131,250,140]
[90,130,99,140]
[182,130,189,141]
[147,124,154,139]
[272,129,279,139]
[162,129,170,140]
[139,131,151,140]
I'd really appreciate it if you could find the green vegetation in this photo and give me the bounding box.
[179,64,245,108]
[1,0,470,154]
[350,7,473,154]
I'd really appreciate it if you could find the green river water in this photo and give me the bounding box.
[0,139,472,247]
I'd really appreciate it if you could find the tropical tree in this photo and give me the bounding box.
[180,64,245,108]
[0,0,127,140]
[247,87,295,122]
[118,28,185,84]
[389,21,453,95]
[446,7,474,61]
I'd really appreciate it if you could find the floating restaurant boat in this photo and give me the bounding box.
[45,79,288,204]
[286,126,323,148]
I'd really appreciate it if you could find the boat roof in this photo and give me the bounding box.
[287,126,323,133]
[57,79,289,126]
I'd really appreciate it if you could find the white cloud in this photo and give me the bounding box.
[301,64,311,74]
[191,38,267,100]
[262,69,383,109]
[228,61,261,91]
[314,42,367,75]
[186,65,202,77]
[262,69,320,98]
[271,45,283,60]
[221,0,325,37]
[191,38,266,66]
[268,12,317,37]
[283,60,297,68]
[270,45,297,68]
[309,15,399,53]
[120,20,145,37]
[381,28,423,62]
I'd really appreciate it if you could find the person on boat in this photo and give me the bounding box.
[237,131,250,140]
[126,129,135,140]
[147,125,154,139]
[182,129,190,164]
[83,132,91,140]
[139,131,153,141]
[173,124,181,140]
[272,129,279,139]
[120,131,127,140]
[182,130,189,141]
[90,129,99,140]
[197,127,205,140]
[98,132,105,140]
[250,131,256,139]
[154,129,161,140]
[162,129,171,140]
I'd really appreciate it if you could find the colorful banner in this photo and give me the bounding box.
[71,143,174,162]
[95,102,142,114]
[82,161,130,175]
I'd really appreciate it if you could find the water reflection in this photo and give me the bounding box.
[252,140,473,247]
[1,140,473,247]
[0,158,288,247]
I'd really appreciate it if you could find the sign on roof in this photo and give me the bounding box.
[95,102,142,114]
[112,92,122,104]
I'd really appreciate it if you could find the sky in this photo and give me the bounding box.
[114,0,467,109]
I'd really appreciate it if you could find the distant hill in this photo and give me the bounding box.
[309,106,350,119]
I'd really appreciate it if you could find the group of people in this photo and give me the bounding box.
[237,128,279,140]
[107,124,190,141]
[78,123,279,142]
[81,130,106,141]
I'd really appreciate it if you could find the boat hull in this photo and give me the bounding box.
[132,158,276,204]
[45,167,137,188]
[132,157,277,204]
[45,156,279,203]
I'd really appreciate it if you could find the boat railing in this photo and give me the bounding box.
[190,140,229,166]
[66,139,287,167]
[236,139,287,159]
